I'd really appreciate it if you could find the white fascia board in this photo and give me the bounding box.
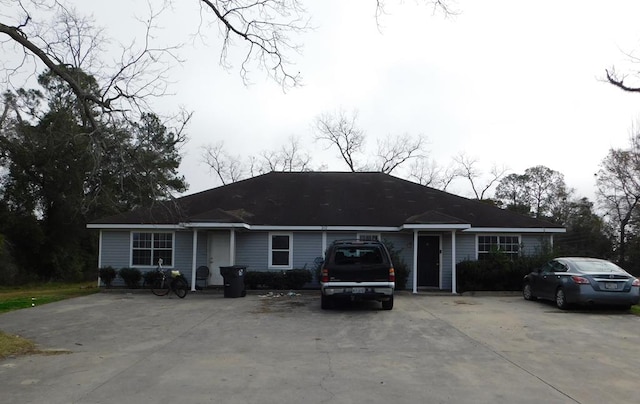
[465,227,566,233]
[86,223,183,230]
[401,224,471,230]
[184,222,250,229]
[249,225,400,232]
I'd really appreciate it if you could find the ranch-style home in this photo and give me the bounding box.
[87,171,565,293]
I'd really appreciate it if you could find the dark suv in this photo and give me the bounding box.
[320,239,395,310]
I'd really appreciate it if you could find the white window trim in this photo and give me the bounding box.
[268,232,293,269]
[357,233,381,241]
[130,231,175,268]
[475,234,521,259]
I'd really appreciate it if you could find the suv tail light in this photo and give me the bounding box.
[632,278,640,287]
[321,268,329,283]
[389,267,395,282]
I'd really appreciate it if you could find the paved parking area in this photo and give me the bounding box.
[0,291,639,404]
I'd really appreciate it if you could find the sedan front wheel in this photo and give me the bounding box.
[523,283,537,301]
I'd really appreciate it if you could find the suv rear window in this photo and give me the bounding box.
[334,246,384,265]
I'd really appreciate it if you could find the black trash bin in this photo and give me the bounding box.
[220,265,247,298]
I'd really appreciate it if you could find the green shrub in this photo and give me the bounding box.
[283,269,312,289]
[244,269,312,290]
[118,267,142,288]
[456,254,550,293]
[98,266,117,288]
[142,270,160,287]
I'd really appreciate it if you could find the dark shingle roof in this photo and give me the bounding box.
[90,172,563,229]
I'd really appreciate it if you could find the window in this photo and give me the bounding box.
[270,233,292,268]
[477,235,520,260]
[357,233,380,241]
[132,232,174,266]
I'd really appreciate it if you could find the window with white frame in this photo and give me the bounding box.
[477,235,520,260]
[132,232,174,266]
[270,233,292,268]
[357,233,380,241]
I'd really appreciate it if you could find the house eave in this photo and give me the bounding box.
[401,224,471,231]
[86,223,183,230]
[465,227,566,233]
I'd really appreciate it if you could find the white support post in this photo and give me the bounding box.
[191,230,198,291]
[322,231,327,257]
[451,230,457,295]
[97,230,103,287]
[412,230,418,294]
[230,229,236,265]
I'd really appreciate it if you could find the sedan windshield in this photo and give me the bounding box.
[573,260,625,273]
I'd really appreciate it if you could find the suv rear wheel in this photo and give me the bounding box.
[381,296,393,310]
[321,294,333,310]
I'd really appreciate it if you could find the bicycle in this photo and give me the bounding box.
[150,259,189,298]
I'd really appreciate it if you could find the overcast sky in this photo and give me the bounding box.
[21,1,640,200]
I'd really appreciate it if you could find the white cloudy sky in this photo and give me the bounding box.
[11,0,640,200]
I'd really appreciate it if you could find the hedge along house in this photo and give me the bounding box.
[87,172,565,293]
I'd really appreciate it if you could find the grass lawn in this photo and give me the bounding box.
[0,281,99,314]
[0,282,99,359]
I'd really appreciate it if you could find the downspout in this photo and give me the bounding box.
[451,230,457,295]
[191,229,198,291]
[412,230,418,294]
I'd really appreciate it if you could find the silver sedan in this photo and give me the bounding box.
[523,257,640,309]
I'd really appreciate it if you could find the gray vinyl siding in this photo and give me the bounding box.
[456,234,477,262]
[236,231,268,271]
[173,231,194,282]
[381,233,414,290]
[292,233,323,269]
[521,235,549,256]
[196,233,208,269]
[99,228,557,290]
[100,231,131,269]
[99,230,195,288]
[326,232,357,245]
[236,232,325,271]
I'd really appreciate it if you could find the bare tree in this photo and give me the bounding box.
[313,108,365,172]
[606,66,640,93]
[259,135,313,172]
[408,157,459,191]
[375,0,457,23]
[1,1,182,132]
[202,135,317,186]
[202,141,245,185]
[373,133,426,174]
[197,0,310,89]
[2,0,456,124]
[454,152,507,200]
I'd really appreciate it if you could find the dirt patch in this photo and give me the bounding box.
[250,292,314,314]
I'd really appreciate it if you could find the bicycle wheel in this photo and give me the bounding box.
[173,277,188,299]
[151,275,170,296]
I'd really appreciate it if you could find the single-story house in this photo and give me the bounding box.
[87,171,565,293]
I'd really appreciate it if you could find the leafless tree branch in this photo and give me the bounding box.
[198,0,309,90]
[374,133,425,174]
[313,108,364,172]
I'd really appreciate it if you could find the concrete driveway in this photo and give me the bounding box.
[0,291,638,404]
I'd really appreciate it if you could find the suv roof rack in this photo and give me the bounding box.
[331,239,383,245]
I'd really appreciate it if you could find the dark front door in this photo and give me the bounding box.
[417,235,440,287]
